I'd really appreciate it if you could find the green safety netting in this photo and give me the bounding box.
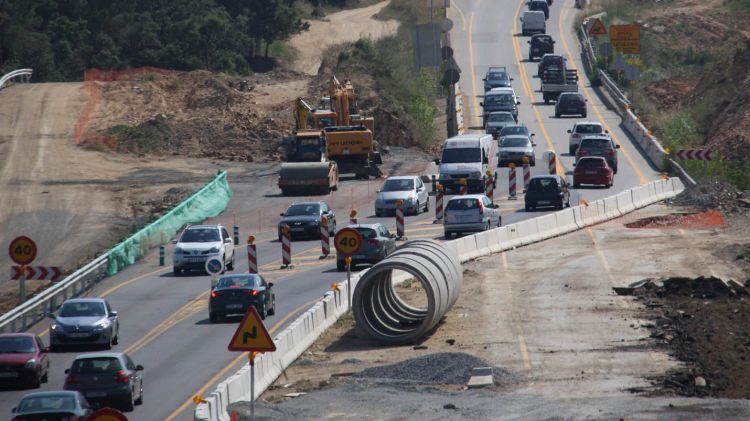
[106,171,233,275]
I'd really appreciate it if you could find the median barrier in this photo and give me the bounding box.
[197,178,688,421]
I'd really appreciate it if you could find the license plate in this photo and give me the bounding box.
[186,257,204,262]
[585,171,597,175]
[87,392,107,398]
[291,227,305,232]
[226,304,243,309]
[353,255,366,259]
[0,372,18,378]
[68,333,90,338]
[537,200,550,205]
[457,215,475,222]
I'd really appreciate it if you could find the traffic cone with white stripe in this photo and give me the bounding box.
[281,225,292,269]
[320,216,330,259]
[247,235,258,274]
[508,163,517,200]
[396,199,405,240]
[434,183,444,223]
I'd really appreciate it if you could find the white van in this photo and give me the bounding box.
[520,11,546,35]
[435,134,497,193]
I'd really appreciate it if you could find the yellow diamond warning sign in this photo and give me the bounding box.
[588,18,607,36]
[227,306,276,352]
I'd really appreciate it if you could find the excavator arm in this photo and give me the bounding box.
[294,97,315,130]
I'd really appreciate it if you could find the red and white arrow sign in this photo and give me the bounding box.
[10,266,63,281]
[676,149,713,161]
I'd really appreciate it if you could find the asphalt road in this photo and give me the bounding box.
[0,0,665,418]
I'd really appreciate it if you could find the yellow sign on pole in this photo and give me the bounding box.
[610,24,640,54]
[588,18,607,36]
[227,307,276,352]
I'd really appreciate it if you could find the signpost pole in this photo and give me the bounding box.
[346,256,352,309]
[19,266,26,305]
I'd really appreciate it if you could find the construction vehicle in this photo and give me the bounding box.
[278,76,382,195]
[540,57,578,104]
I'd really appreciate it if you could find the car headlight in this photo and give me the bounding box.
[24,359,37,368]
[471,171,482,179]
[51,323,60,331]
[95,321,110,330]
[174,246,183,254]
[208,246,220,254]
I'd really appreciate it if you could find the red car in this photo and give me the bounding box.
[0,333,50,388]
[573,157,613,188]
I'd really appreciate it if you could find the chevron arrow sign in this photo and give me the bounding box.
[10,266,63,281]
[676,149,713,161]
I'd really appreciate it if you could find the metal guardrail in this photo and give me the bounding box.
[0,254,109,334]
[0,69,33,90]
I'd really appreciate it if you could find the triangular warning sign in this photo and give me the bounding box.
[227,306,276,352]
[588,18,607,35]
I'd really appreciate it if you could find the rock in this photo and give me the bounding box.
[446,339,456,346]
[444,404,457,410]
[695,376,707,387]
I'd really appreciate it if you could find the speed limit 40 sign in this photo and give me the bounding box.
[334,228,363,256]
[9,236,37,265]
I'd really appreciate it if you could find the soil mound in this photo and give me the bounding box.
[668,182,750,214]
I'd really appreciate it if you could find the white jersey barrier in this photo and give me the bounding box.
[195,177,685,421]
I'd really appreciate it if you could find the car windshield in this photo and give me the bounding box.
[441,148,481,163]
[581,138,612,149]
[575,124,603,134]
[561,94,583,104]
[355,228,378,239]
[484,94,514,106]
[446,198,481,210]
[577,158,606,168]
[0,336,35,353]
[534,36,553,44]
[181,228,221,242]
[502,138,529,148]
[500,126,529,136]
[381,179,414,192]
[488,113,514,122]
[487,72,507,81]
[216,275,259,289]
[285,204,320,216]
[18,395,77,413]
[528,178,558,192]
[544,56,562,65]
[59,302,105,317]
[71,357,123,374]
[298,138,320,146]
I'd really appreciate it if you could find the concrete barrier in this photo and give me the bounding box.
[196,178,688,421]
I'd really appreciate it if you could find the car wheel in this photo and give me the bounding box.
[209,312,219,323]
[41,367,48,383]
[613,166,618,174]
[227,254,234,271]
[555,112,560,118]
[525,204,531,211]
[531,157,536,166]
[122,392,135,412]
[574,182,580,188]
[173,267,180,277]
[484,222,490,231]
[424,200,430,212]
[569,146,576,155]
[444,231,452,239]
[375,210,383,217]
[330,221,336,235]
[413,201,420,216]
[135,384,144,405]
[221,255,226,274]
[29,370,41,388]
[268,298,276,316]
[260,303,267,320]
[112,332,119,346]
[582,112,587,118]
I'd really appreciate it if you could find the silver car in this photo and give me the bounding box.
[498,135,536,167]
[48,298,119,350]
[374,176,429,216]
[172,224,235,276]
[444,194,502,238]
[336,224,397,271]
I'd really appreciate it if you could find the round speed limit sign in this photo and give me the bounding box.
[8,236,37,265]
[334,228,363,256]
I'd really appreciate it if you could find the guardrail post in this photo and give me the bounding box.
[159,246,165,266]
[431,174,437,193]
[233,226,239,246]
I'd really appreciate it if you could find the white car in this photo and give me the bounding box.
[488,87,520,105]
[374,176,430,216]
[172,224,235,276]
[567,122,608,155]
[444,194,501,238]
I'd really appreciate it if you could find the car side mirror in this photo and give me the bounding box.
[523,189,527,194]
[41,347,49,353]
[479,102,484,107]
[434,158,441,165]
[110,310,118,317]
[527,40,530,43]
[171,239,178,244]
[567,129,571,133]
[516,101,521,105]
[532,142,537,147]
[605,130,609,133]
[65,368,70,374]
[482,77,486,81]
[268,282,274,288]
[616,144,621,149]
[531,133,536,136]
[510,78,514,81]
[136,364,144,371]
[11,408,16,413]
[390,233,397,238]
[572,162,576,166]
[224,238,232,243]
[483,156,488,164]
[279,213,285,217]
[553,40,556,44]
[46,312,55,319]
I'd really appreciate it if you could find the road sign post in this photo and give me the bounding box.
[508,163,517,199]
[334,227,363,309]
[9,236,37,305]
[395,200,405,239]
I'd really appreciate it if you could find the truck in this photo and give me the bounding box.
[540,56,578,104]
[434,134,497,194]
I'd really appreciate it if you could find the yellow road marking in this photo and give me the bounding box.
[406,225,444,233]
[452,1,468,31]
[511,0,566,177]
[468,12,482,128]
[558,7,648,185]
[501,252,509,269]
[163,296,322,421]
[518,334,532,370]
[125,293,208,355]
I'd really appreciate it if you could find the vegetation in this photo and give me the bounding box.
[0,0,311,81]
[330,0,445,147]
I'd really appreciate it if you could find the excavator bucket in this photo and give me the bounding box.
[278,162,339,196]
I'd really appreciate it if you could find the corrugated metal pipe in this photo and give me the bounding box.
[352,240,463,344]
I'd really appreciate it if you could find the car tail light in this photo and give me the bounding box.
[477,200,485,215]
[606,149,615,156]
[367,239,381,245]
[576,149,587,157]
[245,290,259,296]
[114,370,130,383]
[65,374,79,385]
[211,291,220,298]
[572,133,580,139]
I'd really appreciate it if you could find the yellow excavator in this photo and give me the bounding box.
[278,76,383,195]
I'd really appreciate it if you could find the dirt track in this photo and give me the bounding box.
[289,1,399,75]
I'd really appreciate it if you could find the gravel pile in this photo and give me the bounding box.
[669,182,750,214]
[353,352,518,385]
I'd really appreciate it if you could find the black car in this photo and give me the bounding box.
[527,0,549,19]
[278,201,335,241]
[524,175,571,211]
[209,274,276,322]
[537,54,565,78]
[555,93,587,117]
[528,34,555,61]
[64,352,144,412]
[12,391,93,421]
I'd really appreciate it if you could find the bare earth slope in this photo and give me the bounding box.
[289,0,398,75]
